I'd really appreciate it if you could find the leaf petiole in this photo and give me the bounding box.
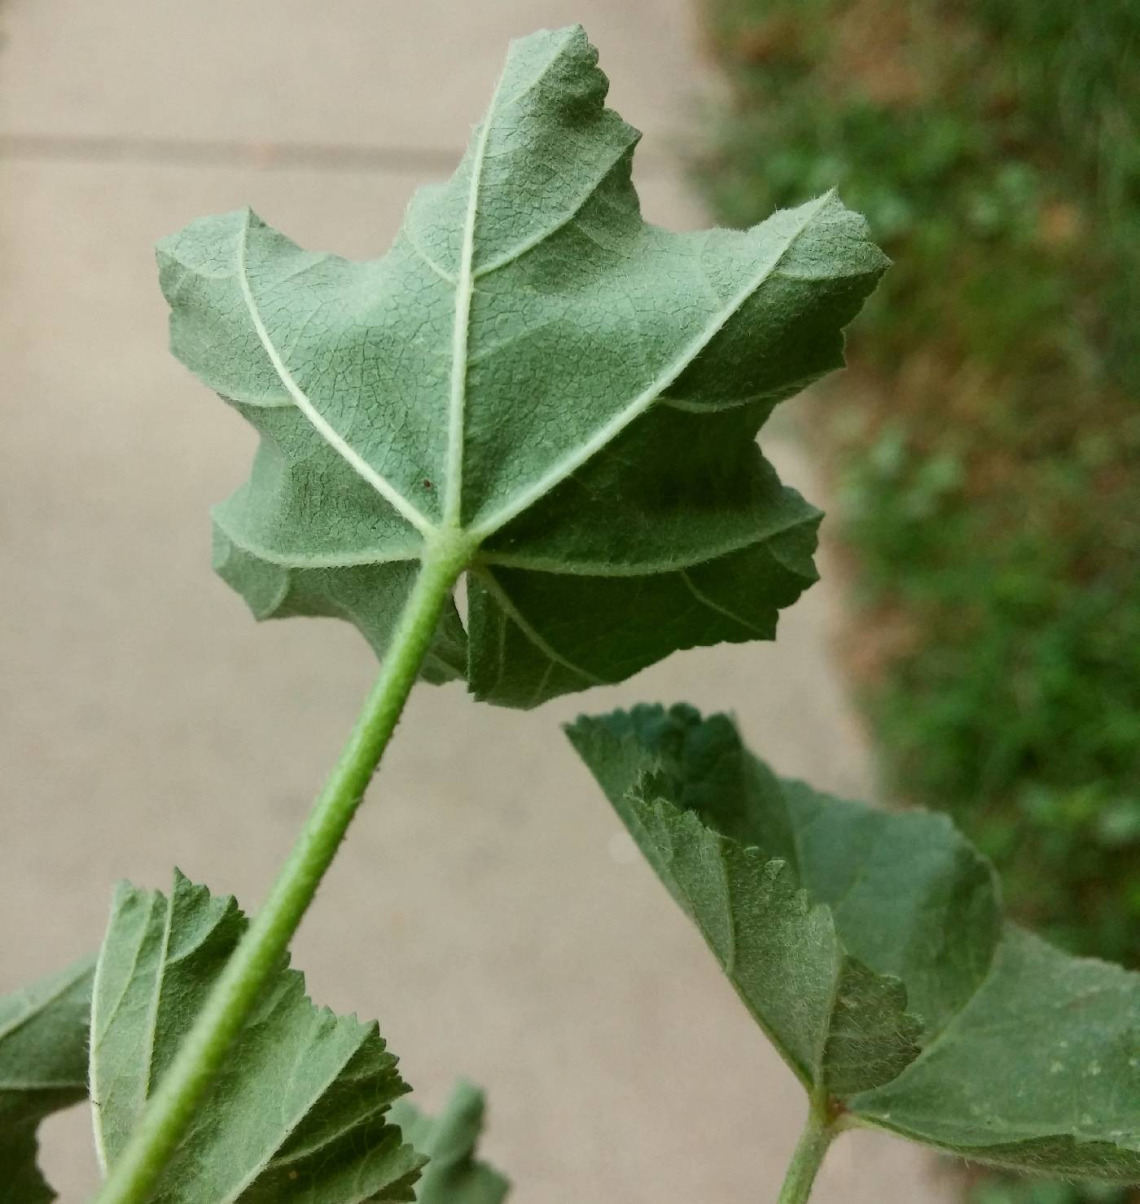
[777,1099,839,1204]
[92,533,472,1204]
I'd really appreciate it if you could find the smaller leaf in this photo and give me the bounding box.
[569,704,1140,1183]
[392,1082,509,1204]
[568,707,922,1096]
[90,871,424,1202]
[0,958,94,1204]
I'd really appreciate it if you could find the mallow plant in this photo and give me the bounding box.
[3,24,1137,1204]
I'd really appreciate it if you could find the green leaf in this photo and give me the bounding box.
[391,1082,509,1204]
[158,24,886,708]
[568,705,1140,1183]
[89,871,424,1201]
[0,959,94,1204]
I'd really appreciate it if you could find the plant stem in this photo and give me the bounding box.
[94,537,470,1204]
[777,1100,838,1204]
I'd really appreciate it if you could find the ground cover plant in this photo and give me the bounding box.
[2,24,1138,1204]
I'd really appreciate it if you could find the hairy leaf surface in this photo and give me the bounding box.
[569,705,1140,1182]
[392,1083,509,1204]
[90,872,423,1202]
[158,24,886,707]
[0,959,94,1203]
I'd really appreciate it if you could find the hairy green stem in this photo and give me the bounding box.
[93,537,470,1204]
[777,1101,838,1204]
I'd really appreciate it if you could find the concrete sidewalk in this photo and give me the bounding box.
[0,2,952,1200]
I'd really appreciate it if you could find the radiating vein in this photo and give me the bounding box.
[0,961,91,1046]
[680,569,767,635]
[444,72,499,528]
[659,373,825,413]
[267,1095,394,1170]
[92,895,158,1173]
[479,506,816,576]
[472,138,633,280]
[234,211,437,539]
[216,1033,369,1204]
[475,567,604,685]
[214,519,423,570]
[468,191,834,540]
[402,233,457,285]
[141,889,176,1103]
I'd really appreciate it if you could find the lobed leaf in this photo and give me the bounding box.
[568,705,1140,1182]
[0,958,94,1203]
[391,1082,509,1204]
[89,872,423,1202]
[158,24,886,708]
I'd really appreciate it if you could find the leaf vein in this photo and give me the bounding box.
[679,569,767,636]
[476,567,604,685]
[234,210,437,538]
[468,191,835,539]
[0,961,90,1046]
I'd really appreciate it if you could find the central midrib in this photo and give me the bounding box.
[443,69,504,531]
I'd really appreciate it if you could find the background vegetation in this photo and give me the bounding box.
[698,3,1140,1201]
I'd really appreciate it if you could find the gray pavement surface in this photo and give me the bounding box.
[1,2,954,1200]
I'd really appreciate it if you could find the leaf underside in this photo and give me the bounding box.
[568,705,1140,1183]
[89,872,423,1202]
[391,1083,509,1204]
[159,23,886,708]
[0,959,94,1204]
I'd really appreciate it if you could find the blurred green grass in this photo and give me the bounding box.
[697,3,1140,1200]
